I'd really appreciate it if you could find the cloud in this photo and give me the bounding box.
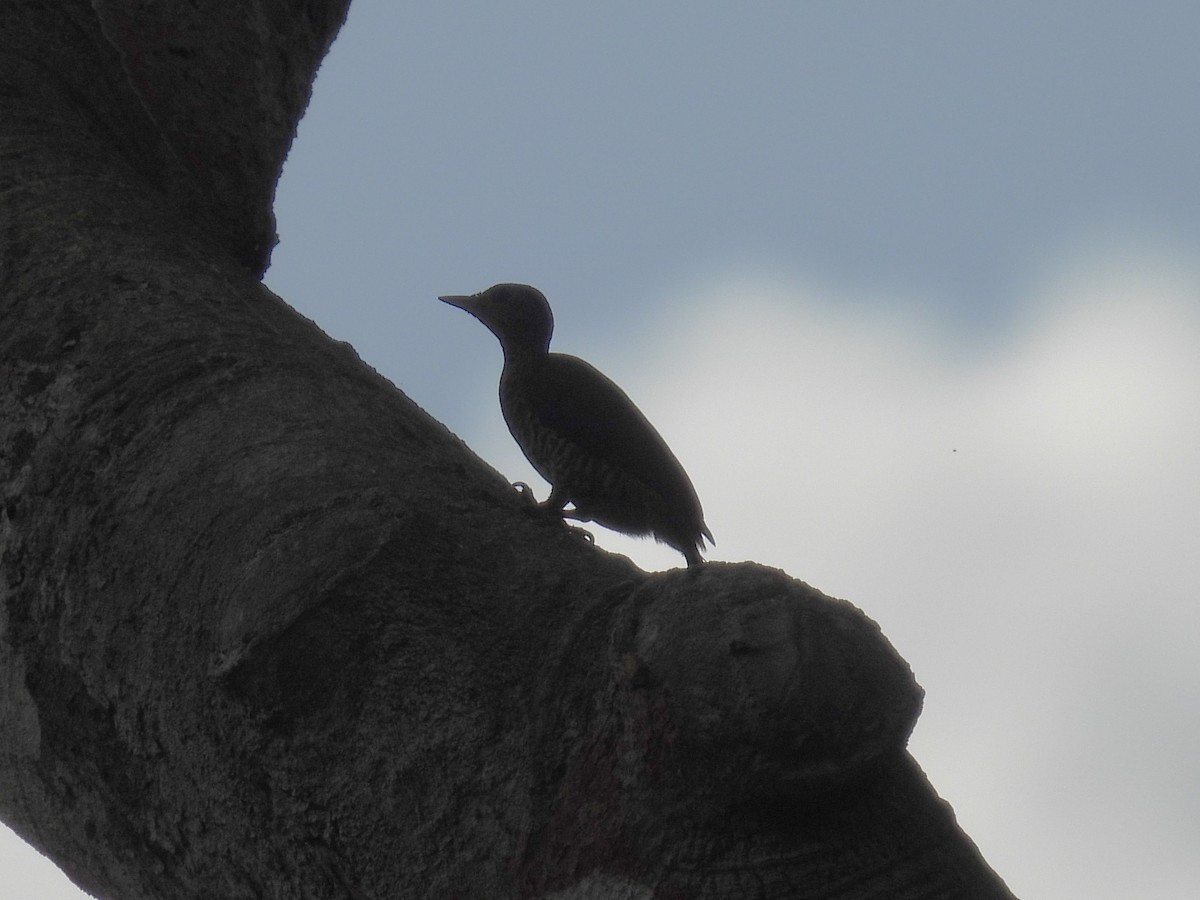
[566,243,1200,899]
[0,823,93,899]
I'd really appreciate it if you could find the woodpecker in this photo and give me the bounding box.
[440,283,713,567]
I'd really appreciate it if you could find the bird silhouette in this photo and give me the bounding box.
[440,283,713,567]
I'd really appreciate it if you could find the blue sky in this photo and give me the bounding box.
[6,2,1199,897]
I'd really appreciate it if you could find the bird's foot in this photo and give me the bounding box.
[511,483,593,542]
[512,481,539,506]
[513,482,574,513]
[564,524,595,545]
[556,507,595,545]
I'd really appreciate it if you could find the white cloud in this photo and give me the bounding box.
[0,824,93,899]
[580,244,1200,899]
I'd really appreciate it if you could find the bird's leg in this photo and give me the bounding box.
[521,484,594,544]
[512,481,539,506]
[537,484,571,514]
[511,481,574,514]
[510,483,594,543]
[556,505,595,544]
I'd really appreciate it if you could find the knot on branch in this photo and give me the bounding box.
[612,563,922,806]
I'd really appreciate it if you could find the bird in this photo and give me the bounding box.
[439,283,713,567]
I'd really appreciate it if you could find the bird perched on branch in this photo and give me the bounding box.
[440,283,713,567]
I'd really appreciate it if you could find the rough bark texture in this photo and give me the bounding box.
[0,2,1016,898]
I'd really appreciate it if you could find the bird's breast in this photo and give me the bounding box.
[498,368,561,481]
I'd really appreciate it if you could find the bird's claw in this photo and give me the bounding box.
[565,524,595,544]
[510,483,594,544]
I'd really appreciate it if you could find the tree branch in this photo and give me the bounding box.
[0,2,1015,897]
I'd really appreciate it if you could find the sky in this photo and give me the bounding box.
[6,2,1200,897]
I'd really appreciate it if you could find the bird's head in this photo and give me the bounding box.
[439,283,554,357]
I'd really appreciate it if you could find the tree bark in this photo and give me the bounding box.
[0,2,1015,898]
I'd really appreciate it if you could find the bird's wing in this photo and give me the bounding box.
[528,354,702,506]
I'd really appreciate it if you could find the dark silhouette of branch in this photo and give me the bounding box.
[0,2,1015,897]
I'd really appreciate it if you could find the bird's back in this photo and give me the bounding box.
[502,352,712,561]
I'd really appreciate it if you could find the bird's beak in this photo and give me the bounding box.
[438,294,479,314]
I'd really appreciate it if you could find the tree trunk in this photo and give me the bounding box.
[0,2,1015,897]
